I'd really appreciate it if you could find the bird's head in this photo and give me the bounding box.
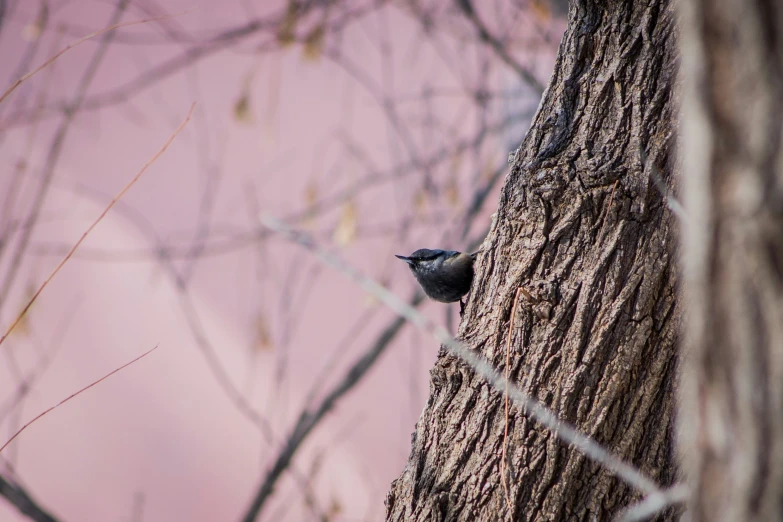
[395,249,454,274]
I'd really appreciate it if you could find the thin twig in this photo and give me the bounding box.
[261,216,664,496]
[0,346,158,454]
[0,11,188,105]
[3,3,382,127]
[598,180,619,239]
[0,0,130,314]
[501,287,523,518]
[0,103,195,349]
[0,298,80,420]
[240,291,425,522]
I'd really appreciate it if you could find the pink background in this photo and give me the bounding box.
[0,1,562,520]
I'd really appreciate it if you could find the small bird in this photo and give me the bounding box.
[395,249,480,314]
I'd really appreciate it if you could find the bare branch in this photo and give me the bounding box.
[0,345,158,454]
[260,216,667,497]
[0,0,131,314]
[0,11,188,105]
[0,102,195,349]
[240,290,424,522]
[2,3,382,127]
[455,0,544,93]
[0,474,60,522]
[617,484,690,522]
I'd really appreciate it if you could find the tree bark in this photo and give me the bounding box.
[386,1,679,521]
[679,1,783,521]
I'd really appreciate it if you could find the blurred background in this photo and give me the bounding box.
[0,1,564,520]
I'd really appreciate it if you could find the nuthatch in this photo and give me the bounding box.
[395,249,480,313]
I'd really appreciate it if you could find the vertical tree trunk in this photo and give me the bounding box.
[679,1,783,521]
[386,1,679,520]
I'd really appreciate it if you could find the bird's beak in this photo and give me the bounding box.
[395,255,413,265]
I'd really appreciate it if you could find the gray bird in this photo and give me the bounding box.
[395,249,480,313]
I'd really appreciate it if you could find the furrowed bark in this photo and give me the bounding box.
[386,1,679,521]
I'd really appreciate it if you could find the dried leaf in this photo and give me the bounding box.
[333,200,357,246]
[277,2,299,46]
[482,158,496,182]
[302,26,324,61]
[305,181,318,207]
[234,92,253,123]
[301,181,318,228]
[23,1,49,41]
[326,496,342,520]
[253,314,272,351]
[413,189,428,215]
[531,0,552,22]
[445,177,460,208]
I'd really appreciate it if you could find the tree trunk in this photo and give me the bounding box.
[678,0,783,521]
[386,1,680,521]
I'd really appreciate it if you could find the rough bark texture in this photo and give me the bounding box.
[679,0,783,521]
[385,1,679,521]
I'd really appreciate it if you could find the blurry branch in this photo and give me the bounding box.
[0,0,47,119]
[0,298,77,420]
[0,474,60,522]
[0,344,156,520]
[129,491,144,522]
[455,0,544,93]
[0,347,155,522]
[641,145,688,223]
[179,102,224,286]
[0,102,196,349]
[32,171,278,441]
[324,48,428,180]
[459,163,507,239]
[174,287,275,442]
[0,29,62,260]
[1,3,541,516]
[0,346,158,455]
[3,0,541,132]
[618,484,690,522]
[0,2,556,520]
[0,296,81,470]
[0,11,187,105]
[1,19,261,128]
[261,217,671,497]
[0,0,130,315]
[2,2,381,127]
[45,0,378,46]
[26,109,527,264]
[23,167,279,442]
[241,290,425,522]
[302,307,377,408]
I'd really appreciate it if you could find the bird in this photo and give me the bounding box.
[395,248,480,314]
